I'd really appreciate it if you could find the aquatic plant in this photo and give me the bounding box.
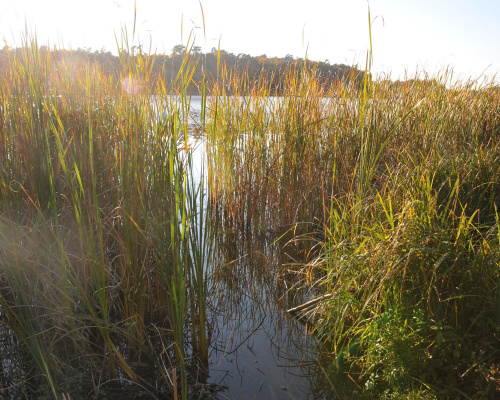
[204,33,500,400]
[0,31,213,399]
[0,11,499,399]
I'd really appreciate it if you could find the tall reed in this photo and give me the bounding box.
[204,53,500,397]
[0,33,213,399]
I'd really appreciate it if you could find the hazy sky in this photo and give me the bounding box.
[1,0,499,80]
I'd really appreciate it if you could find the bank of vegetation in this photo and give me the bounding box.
[0,32,499,400]
[0,36,214,399]
[206,56,500,399]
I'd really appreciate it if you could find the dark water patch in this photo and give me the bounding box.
[205,222,325,399]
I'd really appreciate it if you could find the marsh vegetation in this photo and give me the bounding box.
[0,32,499,400]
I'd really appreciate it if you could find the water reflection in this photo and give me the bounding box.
[206,213,323,399]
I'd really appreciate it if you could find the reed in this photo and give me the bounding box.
[0,32,213,399]
[204,52,500,398]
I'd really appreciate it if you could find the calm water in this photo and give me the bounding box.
[206,233,319,399]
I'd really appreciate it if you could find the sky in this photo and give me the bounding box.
[0,0,499,81]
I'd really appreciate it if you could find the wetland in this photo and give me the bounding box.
[0,41,499,400]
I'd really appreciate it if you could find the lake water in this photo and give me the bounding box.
[205,233,320,399]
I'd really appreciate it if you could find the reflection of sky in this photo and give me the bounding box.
[209,305,315,399]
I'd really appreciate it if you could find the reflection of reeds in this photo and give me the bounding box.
[0,34,212,399]
[207,219,319,397]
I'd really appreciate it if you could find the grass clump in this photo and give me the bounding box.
[205,59,500,397]
[304,92,500,398]
[316,162,500,398]
[0,35,213,399]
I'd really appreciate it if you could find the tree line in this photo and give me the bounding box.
[0,43,365,94]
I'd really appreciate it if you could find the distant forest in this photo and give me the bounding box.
[0,43,365,94]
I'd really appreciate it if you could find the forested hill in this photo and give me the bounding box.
[0,44,364,94]
[162,45,363,93]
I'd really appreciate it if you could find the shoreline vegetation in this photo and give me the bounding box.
[0,32,499,400]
